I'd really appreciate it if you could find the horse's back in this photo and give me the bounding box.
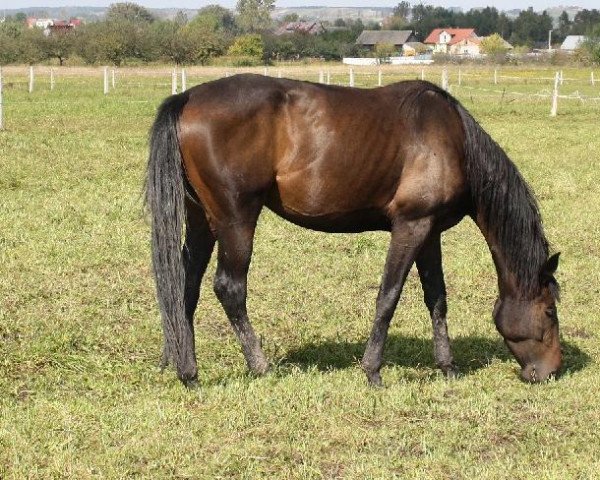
[177,74,468,233]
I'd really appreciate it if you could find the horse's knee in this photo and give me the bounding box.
[213,271,245,315]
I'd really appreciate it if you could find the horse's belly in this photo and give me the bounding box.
[265,181,391,233]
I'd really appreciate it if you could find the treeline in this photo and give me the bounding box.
[1,1,600,66]
[388,3,600,47]
[0,1,367,66]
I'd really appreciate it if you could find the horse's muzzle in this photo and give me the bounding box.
[520,363,560,383]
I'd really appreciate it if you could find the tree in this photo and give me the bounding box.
[235,0,275,33]
[374,42,396,61]
[173,11,189,27]
[38,29,76,65]
[496,13,513,40]
[151,20,191,64]
[409,4,457,41]
[393,1,411,21]
[191,4,236,33]
[571,9,600,35]
[578,25,600,64]
[0,21,25,64]
[75,18,155,66]
[510,8,553,47]
[557,11,572,42]
[105,2,155,24]
[228,33,264,58]
[464,7,500,37]
[383,15,407,31]
[480,33,509,55]
[282,13,299,23]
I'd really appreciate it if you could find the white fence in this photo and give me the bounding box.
[343,57,434,66]
[0,65,599,131]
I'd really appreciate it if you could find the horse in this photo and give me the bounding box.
[145,74,561,388]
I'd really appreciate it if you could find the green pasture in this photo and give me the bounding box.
[1,65,599,478]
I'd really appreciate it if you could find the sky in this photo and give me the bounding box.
[3,0,600,11]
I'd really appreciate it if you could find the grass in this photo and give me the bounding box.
[1,65,599,478]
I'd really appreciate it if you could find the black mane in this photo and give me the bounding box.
[455,99,551,298]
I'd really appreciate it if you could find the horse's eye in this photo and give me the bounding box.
[545,306,557,319]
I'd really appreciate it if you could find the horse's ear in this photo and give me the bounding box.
[542,253,560,277]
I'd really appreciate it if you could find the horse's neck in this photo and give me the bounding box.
[474,212,519,298]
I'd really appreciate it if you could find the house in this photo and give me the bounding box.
[50,19,81,32]
[26,17,82,33]
[561,35,586,52]
[424,28,479,55]
[356,30,416,52]
[26,17,54,29]
[275,21,325,36]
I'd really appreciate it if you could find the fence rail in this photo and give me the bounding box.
[1,65,599,130]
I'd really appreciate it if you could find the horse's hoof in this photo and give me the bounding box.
[250,360,270,376]
[441,364,459,379]
[366,371,384,388]
[183,378,199,390]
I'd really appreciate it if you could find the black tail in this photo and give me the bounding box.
[145,91,195,381]
[454,100,549,297]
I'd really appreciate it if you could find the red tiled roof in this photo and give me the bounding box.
[424,28,477,45]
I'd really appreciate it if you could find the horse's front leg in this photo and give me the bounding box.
[362,217,434,386]
[416,233,457,378]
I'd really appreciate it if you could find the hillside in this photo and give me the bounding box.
[1,5,588,24]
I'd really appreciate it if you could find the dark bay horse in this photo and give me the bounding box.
[146,74,561,387]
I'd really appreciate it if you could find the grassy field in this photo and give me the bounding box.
[1,65,600,478]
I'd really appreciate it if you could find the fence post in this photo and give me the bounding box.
[103,66,109,95]
[181,68,187,91]
[50,68,55,91]
[0,66,4,131]
[349,68,354,87]
[421,68,425,81]
[326,71,331,85]
[560,69,564,85]
[263,67,268,76]
[378,68,382,87]
[550,71,559,117]
[591,71,595,86]
[172,68,178,94]
[494,68,498,85]
[29,66,34,93]
[112,68,116,88]
[277,70,282,78]
[458,68,462,86]
[319,70,324,84]
[441,68,449,91]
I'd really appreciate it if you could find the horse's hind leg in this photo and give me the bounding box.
[213,211,269,375]
[161,200,215,385]
[362,217,434,386]
[416,233,457,378]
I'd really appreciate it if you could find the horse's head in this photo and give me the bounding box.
[493,253,562,383]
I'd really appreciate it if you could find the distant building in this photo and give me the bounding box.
[356,30,416,52]
[27,17,54,29]
[560,35,586,51]
[275,21,325,36]
[26,17,82,33]
[424,28,479,55]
